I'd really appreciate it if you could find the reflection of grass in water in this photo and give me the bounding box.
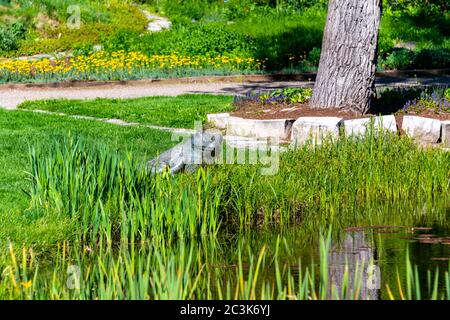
[1,232,449,300]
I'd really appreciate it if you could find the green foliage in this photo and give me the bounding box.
[105,23,258,57]
[2,235,448,300]
[445,88,450,101]
[2,0,450,74]
[28,136,222,243]
[384,0,449,18]
[245,87,313,104]
[0,22,27,54]
[0,107,449,299]
[6,0,148,56]
[379,48,450,70]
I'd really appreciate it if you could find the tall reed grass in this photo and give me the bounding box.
[27,135,222,245]
[26,132,449,244]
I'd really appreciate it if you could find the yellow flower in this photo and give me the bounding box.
[20,280,32,289]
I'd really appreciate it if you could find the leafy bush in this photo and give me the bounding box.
[234,88,313,105]
[308,47,321,66]
[0,22,27,54]
[103,23,258,57]
[414,48,450,69]
[379,48,450,70]
[379,48,416,70]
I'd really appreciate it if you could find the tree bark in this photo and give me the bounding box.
[310,0,382,114]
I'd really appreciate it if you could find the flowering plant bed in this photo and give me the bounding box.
[0,51,263,83]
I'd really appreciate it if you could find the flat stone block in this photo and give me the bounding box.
[226,117,257,137]
[402,116,442,144]
[291,117,343,146]
[441,121,450,147]
[253,119,294,140]
[207,113,230,129]
[344,115,397,137]
[226,117,293,140]
[224,135,284,152]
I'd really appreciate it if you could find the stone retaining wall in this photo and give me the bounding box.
[208,113,450,147]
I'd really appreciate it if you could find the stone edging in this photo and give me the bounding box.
[208,113,450,148]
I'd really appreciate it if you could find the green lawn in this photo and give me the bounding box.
[18,95,235,129]
[0,109,174,246]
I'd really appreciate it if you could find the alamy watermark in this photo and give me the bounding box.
[67,5,81,30]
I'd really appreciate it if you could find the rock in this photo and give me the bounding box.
[93,45,103,52]
[226,117,257,137]
[147,142,188,175]
[291,117,343,146]
[344,115,397,137]
[207,113,230,129]
[394,42,417,50]
[441,121,450,147]
[253,119,295,140]
[148,131,223,174]
[226,116,294,140]
[402,116,442,144]
[224,135,285,152]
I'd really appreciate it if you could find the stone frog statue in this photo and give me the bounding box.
[148,131,223,175]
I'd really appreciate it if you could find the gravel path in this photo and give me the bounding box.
[1,76,449,110]
[0,81,313,109]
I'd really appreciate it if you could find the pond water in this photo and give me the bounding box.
[25,201,450,300]
[210,201,450,300]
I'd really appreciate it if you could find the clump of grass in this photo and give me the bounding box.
[27,130,449,243]
[212,131,449,230]
[27,134,222,244]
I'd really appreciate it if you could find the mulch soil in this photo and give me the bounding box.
[232,101,450,131]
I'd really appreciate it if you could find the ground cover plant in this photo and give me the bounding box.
[18,94,234,128]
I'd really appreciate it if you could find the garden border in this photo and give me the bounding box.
[1,68,449,90]
[208,113,450,148]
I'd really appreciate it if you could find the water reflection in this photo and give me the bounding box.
[329,231,380,300]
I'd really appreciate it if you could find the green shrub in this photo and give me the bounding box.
[134,23,257,57]
[380,48,416,70]
[379,48,450,70]
[308,47,321,66]
[414,48,450,69]
[0,22,26,54]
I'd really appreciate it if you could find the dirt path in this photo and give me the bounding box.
[1,76,449,110]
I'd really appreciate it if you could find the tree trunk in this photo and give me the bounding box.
[310,0,382,114]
